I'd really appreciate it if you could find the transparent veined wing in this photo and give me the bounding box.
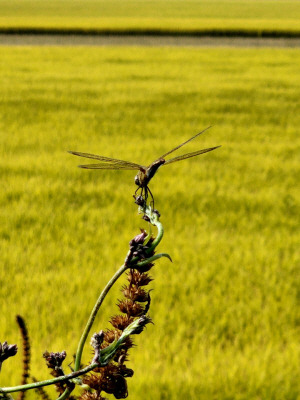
[158,126,212,159]
[68,151,144,169]
[78,163,142,170]
[163,146,221,165]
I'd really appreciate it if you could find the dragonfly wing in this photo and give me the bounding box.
[158,126,212,159]
[78,163,140,170]
[68,151,143,169]
[163,146,221,165]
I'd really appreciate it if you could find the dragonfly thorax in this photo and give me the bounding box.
[135,159,165,188]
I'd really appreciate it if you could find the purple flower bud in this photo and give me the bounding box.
[129,230,147,247]
[0,341,18,371]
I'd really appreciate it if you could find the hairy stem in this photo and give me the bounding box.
[55,388,71,400]
[0,364,97,395]
[74,263,129,372]
[148,219,164,252]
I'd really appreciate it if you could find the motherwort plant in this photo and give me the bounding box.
[0,201,171,400]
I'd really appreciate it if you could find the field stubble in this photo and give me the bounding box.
[0,47,299,399]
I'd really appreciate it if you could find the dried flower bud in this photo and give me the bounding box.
[101,365,128,399]
[91,331,104,350]
[134,195,145,207]
[43,350,74,393]
[91,331,105,364]
[142,214,150,222]
[121,336,134,351]
[83,363,132,399]
[43,350,66,370]
[127,270,153,286]
[110,315,134,331]
[110,374,128,399]
[80,392,107,400]
[122,285,148,302]
[103,329,119,345]
[0,341,18,371]
[119,363,134,378]
[129,230,147,247]
[125,230,148,266]
[118,299,145,317]
[153,209,161,217]
[126,229,156,267]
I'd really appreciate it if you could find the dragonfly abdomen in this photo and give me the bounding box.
[146,159,165,183]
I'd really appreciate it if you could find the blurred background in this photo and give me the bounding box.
[0,1,299,399]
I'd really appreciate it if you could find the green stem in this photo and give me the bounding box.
[56,388,71,400]
[135,253,171,268]
[74,263,129,372]
[147,219,164,252]
[0,364,97,394]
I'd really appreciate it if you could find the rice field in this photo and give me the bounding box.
[0,46,299,399]
[0,0,300,35]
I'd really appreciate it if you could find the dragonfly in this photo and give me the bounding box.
[69,126,220,206]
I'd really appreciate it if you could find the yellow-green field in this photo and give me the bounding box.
[1,0,300,35]
[1,47,299,399]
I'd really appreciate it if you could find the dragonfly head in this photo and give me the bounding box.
[135,168,147,188]
[134,174,141,186]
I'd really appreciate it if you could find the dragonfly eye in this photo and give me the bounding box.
[134,175,140,186]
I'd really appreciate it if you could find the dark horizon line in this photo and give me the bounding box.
[1,27,300,39]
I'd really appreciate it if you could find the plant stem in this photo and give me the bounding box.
[56,388,71,400]
[135,253,171,268]
[148,219,164,252]
[74,263,129,372]
[0,364,97,394]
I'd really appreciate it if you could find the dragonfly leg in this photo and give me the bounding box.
[147,186,155,209]
[134,186,152,211]
[134,186,140,197]
[141,187,148,204]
